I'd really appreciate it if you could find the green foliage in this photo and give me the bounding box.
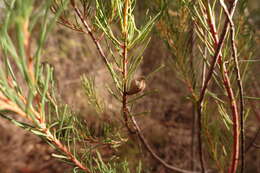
[0,0,159,172]
[0,0,259,173]
[81,75,104,113]
[155,0,258,172]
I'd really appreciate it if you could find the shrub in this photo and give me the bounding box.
[0,0,258,173]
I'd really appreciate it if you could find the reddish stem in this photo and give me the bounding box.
[47,130,91,172]
[198,1,240,173]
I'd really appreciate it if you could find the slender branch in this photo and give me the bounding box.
[196,3,223,171]
[245,127,260,152]
[0,95,30,120]
[45,129,91,172]
[71,1,134,133]
[121,1,197,172]
[23,19,34,83]
[198,1,237,107]
[196,103,205,172]
[250,79,260,122]
[70,1,196,172]
[0,93,91,172]
[252,143,260,149]
[195,28,208,173]
[191,104,197,171]
[189,20,197,171]
[71,4,110,67]
[196,1,240,173]
[122,0,130,131]
[220,1,245,172]
[222,62,240,173]
[129,113,197,173]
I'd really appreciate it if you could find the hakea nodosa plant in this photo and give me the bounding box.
[0,0,258,173]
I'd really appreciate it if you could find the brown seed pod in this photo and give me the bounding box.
[126,76,146,95]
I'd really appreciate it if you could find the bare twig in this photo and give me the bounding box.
[189,20,197,171]
[252,143,260,149]
[251,79,260,122]
[71,3,110,67]
[196,104,205,172]
[130,113,197,173]
[245,127,260,152]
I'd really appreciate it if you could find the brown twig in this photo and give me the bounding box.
[0,93,91,172]
[45,129,91,172]
[0,95,29,120]
[196,103,205,173]
[122,0,130,132]
[251,79,260,122]
[220,1,245,172]
[121,2,195,172]
[129,113,197,173]
[252,143,260,149]
[245,127,260,153]
[196,1,240,173]
[71,2,110,67]
[70,1,196,172]
[71,1,136,134]
[22,19,34,83]
[222,62,240,173]
[189,19,197,171]
[121,1,196,172]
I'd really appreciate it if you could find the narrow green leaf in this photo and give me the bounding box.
[31,129,47,137]
[244,96,260,100]
[52,153,69,159]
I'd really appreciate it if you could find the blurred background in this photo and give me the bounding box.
[0,1,259,173]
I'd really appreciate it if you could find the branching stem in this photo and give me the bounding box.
[45,129,91,172]
[71,1,197,172]
[220,1,245,172]
[71,4,110,68]
[0,94,90,172]
[122,0,129,129]
[130,114,197,173]
[197,1,240,173]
